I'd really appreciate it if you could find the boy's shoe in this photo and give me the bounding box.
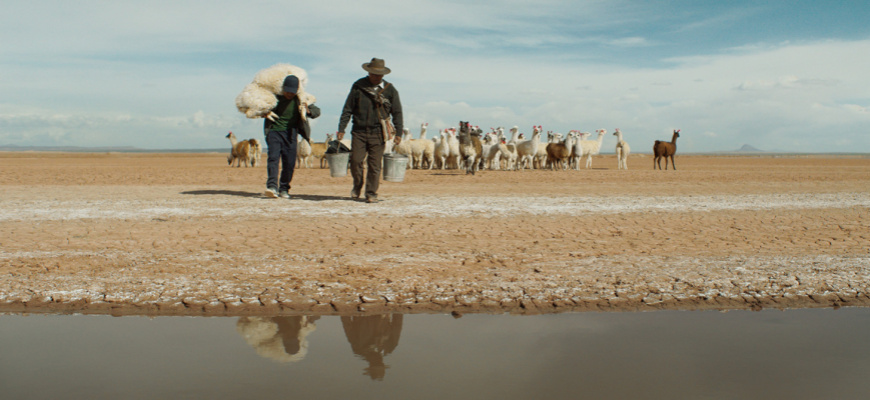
[365,197,378,204]
[264,188,278,198]
[351,189,361,199]
[278,191,290,199]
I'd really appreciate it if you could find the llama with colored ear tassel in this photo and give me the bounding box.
[575,129,606,169]
[515,125,542,171]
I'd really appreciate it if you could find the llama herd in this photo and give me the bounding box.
[224,125,682,171]
[382,123,611,173]
[383,123,679,172]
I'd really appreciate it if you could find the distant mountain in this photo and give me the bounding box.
[0,145,226,153]
[732,144,765,153]
[0,144,139,152]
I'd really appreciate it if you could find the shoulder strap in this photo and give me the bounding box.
[377,82,391,95]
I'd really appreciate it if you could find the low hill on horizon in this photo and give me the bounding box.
[731,144,765,153]
[0,144,225,153]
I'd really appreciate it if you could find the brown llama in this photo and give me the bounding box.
[457,121,482,175]
[653,129,680,170]
[248,138,262,167]
[546,131,576,170]
[226,131,253,167]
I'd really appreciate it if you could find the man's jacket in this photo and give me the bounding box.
[338,77,403,136]
[265,93,320,143]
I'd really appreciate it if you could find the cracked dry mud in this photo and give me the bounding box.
[1,152,868,316]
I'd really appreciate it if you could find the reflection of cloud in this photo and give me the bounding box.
[236,316,319,363]
[341,314,403,381]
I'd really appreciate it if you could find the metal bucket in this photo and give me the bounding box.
[326,152,349,178]
[382,153,409,182]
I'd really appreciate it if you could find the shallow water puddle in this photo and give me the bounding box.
[2,308,870,399]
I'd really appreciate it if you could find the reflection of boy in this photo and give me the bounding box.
[274,316,320,357]
[235,316,320,362]
[341,314,404,380]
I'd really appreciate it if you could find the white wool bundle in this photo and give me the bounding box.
[235,317,317,363]
[235,83,278,119]
[235,63,313,119]
[252,63,308,94]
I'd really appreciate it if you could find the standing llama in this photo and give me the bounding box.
[578,129,606,169]
[653,129,680,170]
[546,131,576,171]
[434,130,451,170]
[457,121,482,175]
[226,131,259,167]
[249,138,262,166]
[516,126,542,171]
[297,137,313,168]
[613,128,630,170]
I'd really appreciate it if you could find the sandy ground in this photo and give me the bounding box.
[1,152,868,316]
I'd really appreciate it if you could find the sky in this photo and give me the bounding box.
[2,0,869,153]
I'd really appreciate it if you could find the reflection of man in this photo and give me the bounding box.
[236,316,320,362]
[341,314,403,380]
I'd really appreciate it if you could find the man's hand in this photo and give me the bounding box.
[394,135,402,145]
[336,131,345,141]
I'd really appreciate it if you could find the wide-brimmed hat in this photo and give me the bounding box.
[362,58,391,75]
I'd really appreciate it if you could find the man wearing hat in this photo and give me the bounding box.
[337,58,403,203]
[264,74,320,199]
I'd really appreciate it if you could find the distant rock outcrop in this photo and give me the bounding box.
[733,144,764,153]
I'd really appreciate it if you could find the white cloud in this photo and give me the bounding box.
[0,111,247,149]
[605,37,650,47]
[842,104,869,114]
[2,2,869,153]
[736,75,841,91]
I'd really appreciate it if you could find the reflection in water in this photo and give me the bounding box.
[341,314,404,380]
[236,316,320,362]
[6,310,870,397]
[235,313,405,379]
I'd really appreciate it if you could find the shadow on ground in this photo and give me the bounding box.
[292,194,354,202]
[181,190,351,202]
[181,190,261,198]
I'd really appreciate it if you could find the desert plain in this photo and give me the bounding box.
[0,151,868,316]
